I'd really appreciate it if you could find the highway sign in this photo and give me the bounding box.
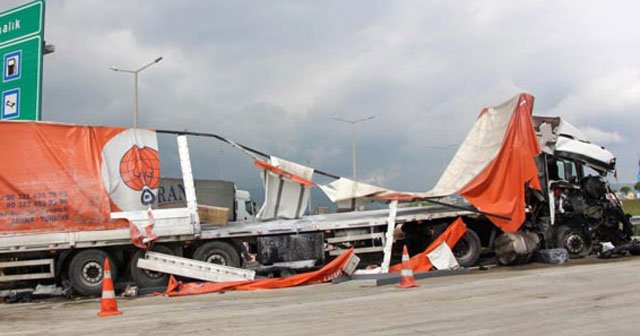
[0,0,44,121]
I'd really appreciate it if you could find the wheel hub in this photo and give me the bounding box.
[81,260,103,284]
[206,254,227,265]
[564,234,585,254]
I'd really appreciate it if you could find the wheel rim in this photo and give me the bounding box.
[81,260,103,284]
[206,253,227,265]
[564,233,585,254]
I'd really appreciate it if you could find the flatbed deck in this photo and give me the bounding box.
[0,205,471,254]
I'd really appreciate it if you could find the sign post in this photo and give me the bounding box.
[0,0,44,121]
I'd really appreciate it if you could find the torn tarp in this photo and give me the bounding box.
[318,178,390,210]
[389,217,467,273]
[457,93,541,232]
[421,95,525,198]
[256,156,314,220]
[164,248,355,296]
[317,93,542,232]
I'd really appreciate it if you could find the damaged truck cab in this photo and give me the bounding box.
[530,117,635,257]
[402,114,637,267]
[492,116,637,264]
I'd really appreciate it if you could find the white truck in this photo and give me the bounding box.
[0,94,636,297]
[158,178,256,223]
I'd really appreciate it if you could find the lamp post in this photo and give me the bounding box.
[306,159,312,214]
[333,115,375,182]
[219,150,224,180]
[110,56,163,128]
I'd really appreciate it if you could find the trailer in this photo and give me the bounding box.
[1,93,637,297]
[0,121,476,296]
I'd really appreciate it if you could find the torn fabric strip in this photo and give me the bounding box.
[427,242,459,270]
[319,177,391,210]
[256,156,314,220]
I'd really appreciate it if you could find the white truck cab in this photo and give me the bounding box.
[235,189,256,222]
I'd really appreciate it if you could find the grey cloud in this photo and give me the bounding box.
[3,0,640,203]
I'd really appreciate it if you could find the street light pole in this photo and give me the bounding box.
[351,124,357,182]
[306,159,312,214]
[333,115,375,182]
[219,150,224,180]
[111,56,163,128]
[134,72,138,129]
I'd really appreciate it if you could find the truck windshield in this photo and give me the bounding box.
[245,201,254,215]
[555,159,580,183]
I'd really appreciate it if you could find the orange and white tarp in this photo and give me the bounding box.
[318,93,541,232]
[389,217,467,273]
[164,248,355,296]
[0,121,160,234]
[456,94,541,232]
[255,156,314,220]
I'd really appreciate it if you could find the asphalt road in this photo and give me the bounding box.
[1,257,639,336]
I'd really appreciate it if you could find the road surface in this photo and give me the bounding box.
[1,257,639,335]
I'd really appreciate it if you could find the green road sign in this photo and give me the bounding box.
[0,0,44,121]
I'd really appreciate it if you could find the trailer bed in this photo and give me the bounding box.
[0,205,471,254]
[199,204,471,238]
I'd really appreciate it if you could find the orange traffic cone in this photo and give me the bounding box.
[397,245,419,289]
[97,258,122,317]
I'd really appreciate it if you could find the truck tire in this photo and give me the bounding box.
[130,244,174,288]
[556,226,591,259]
[69,249,117,297]
[193,241,241,268]
[452,229,481,267]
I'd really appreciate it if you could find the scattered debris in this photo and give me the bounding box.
[121,284,139,297]
[33,284,63,296]
[536,248,569,264]
[597,240,640,259]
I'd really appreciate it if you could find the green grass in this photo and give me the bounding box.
[622,198,640,216]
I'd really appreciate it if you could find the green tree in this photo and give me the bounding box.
[634,182,640,191]
[621,186,632,194]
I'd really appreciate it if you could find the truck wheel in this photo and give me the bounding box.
[130,244,174,288]
[452,229,481,267]
[69,249,117,297]
[556,226,591,258]
[193,241,241,268]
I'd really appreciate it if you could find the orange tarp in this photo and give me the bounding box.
[165,248,355,296]
[460,94,541,232]
[0,122,127,233]
[389,217,467,273]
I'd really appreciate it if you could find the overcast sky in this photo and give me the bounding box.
[5,0,640,204]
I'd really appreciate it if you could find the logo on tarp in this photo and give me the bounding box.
[101,128,159,211]
[119,146,160,205]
